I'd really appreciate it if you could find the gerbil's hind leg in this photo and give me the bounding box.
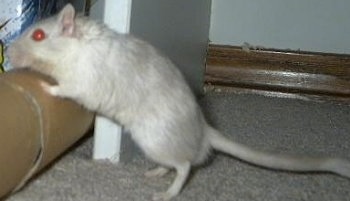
[145,166,170,178]
[152,162,191,201]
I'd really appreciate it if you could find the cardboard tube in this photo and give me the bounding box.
[0,70,94,199]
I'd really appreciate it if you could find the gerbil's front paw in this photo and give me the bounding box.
[40,81,59,96]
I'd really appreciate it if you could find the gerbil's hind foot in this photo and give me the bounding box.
[145,166,170,178]
[152,192,174,201]
[152,162,191,200]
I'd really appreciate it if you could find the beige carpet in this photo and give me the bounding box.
[6,92,350,201]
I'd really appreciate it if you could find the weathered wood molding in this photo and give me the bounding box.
[206,44,350,101]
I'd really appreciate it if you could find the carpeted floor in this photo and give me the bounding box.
[6,92,350,201]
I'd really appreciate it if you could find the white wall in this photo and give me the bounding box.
[210,0,350,54]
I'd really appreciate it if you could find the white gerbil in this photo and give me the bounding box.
[8,4,350,201]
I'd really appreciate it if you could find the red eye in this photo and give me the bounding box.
[32,29,46,41]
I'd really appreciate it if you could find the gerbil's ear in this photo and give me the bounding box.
[57,4,76,37]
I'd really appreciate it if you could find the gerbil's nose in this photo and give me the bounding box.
[7,43,27,69]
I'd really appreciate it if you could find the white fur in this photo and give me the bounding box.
[8,4,350,200]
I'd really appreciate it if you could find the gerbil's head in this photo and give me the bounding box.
[7,4,80,74]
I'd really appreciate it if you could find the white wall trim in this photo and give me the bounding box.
[103,0,132,33]
[93,116,122,163]
[90,0,133,163]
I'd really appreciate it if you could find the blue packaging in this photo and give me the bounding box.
[0,0,63,72]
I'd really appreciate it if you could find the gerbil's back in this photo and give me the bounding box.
[76,18,198,123]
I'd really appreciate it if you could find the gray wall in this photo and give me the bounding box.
[130,0,212,95]
[210,0,350,54]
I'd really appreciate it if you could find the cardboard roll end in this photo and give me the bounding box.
[0,69,94,198]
